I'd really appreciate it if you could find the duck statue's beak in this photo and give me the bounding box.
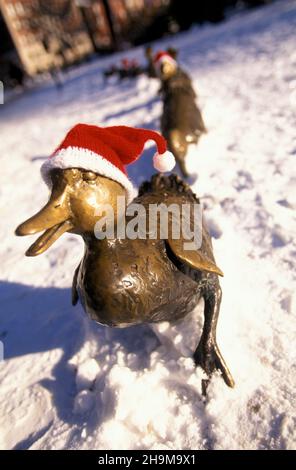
[15,182,73,256]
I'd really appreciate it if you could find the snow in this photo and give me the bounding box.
[0,0,296,450]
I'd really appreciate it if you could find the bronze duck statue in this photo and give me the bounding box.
[16,124,234,389]
[154,51,207,178]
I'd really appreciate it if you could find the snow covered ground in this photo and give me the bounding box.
[0,0,296,450]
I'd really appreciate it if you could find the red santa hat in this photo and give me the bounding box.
[121,58,130,69]
[154,51,177,73]
[41,124,175,203]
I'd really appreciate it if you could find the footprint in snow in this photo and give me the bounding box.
[206,218,223,239]
[233,170,254,192]
[73,358,100,415]
[271,225,290,248]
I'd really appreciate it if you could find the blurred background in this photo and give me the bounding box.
[0,0,274,89]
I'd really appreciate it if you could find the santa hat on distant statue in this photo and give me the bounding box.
[154,51,177,73]
[41,124,175,203]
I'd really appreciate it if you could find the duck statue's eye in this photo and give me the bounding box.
[82,171,97,182]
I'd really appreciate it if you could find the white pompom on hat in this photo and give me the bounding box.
[153,150,176,172]
[41,124,175,203]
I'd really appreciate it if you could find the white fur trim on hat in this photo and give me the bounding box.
[41,147,137,203]
[153,150,176,172]
[155,54,177,73]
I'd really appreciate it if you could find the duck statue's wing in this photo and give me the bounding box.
[166,236,223,277]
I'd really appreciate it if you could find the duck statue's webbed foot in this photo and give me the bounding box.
[193,284,235,391]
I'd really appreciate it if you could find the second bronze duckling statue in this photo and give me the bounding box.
[154,51,207,178]
[16,124,234,390]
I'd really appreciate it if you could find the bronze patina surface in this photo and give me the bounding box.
[159,64,207,178]
[16,169,234,388]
